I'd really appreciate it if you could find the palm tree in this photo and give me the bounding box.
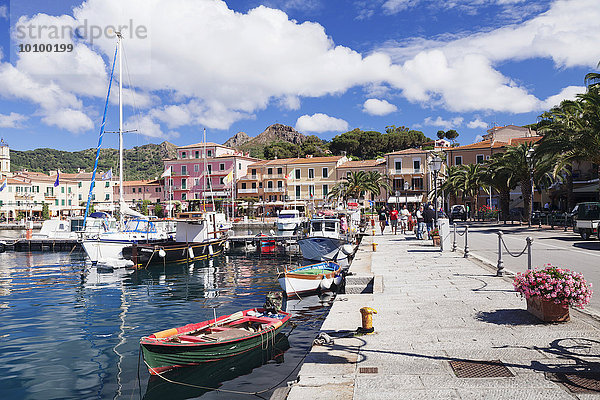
[482,155,513,222]
[439,165,462,206]
[452,164,486,212]
[363,171,391,201]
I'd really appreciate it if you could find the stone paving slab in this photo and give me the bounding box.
[284,232,600,400]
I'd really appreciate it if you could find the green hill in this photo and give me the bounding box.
[10,142,177,180]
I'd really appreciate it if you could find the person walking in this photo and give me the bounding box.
[400,205,410,234]
[389,206,399,235]
[378,207,388,235]
[424,204,436,239]
[415,205,425,239]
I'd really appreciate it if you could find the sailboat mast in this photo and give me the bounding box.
[117,32,124,228]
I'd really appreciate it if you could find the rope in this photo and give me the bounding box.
[500,236,529,258]
[456,228,467,237]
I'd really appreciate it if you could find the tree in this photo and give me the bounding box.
[437,130,445,140]
[154,202,164,218]
[452,163,486,210]
[140,200,152,216]
[41,202,50,220]
[444,129,459,144]
[482,155,514,221]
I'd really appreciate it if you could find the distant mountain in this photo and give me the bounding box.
[224,124,307,158]
[10,141,177,181]
[223,131,251,148]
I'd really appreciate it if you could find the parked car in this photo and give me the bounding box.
[449,205,467,222]
[575,202,600,240]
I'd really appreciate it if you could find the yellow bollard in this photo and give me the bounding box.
[371,229,376,236]
[359,307,377,334]
[372,242,377,252]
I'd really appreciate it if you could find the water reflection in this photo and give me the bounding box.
[0,250,333,400]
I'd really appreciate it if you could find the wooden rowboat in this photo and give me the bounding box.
[140,308,291,374]
[277,261,343,297]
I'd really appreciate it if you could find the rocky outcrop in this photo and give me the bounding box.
[247,123,305,146]
[223,131,251,148]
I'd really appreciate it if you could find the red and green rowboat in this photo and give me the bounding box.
[140,308,291,374]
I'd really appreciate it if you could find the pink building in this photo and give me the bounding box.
[163,143,259,204]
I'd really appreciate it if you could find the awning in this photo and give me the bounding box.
[573,183,600,193]
[388,195,424,204]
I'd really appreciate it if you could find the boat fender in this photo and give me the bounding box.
[188,247,194,258]
[313,332,333,346]
[340,244,355,256]
[158,249,166,258]
[208,245,213,255]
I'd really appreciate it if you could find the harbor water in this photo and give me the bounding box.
[0,249,334,399]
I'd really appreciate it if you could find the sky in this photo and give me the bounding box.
[0,0,598,152]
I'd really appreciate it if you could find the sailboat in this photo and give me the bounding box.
[81,32,173,267]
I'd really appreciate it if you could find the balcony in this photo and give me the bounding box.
[264,174,284,179]
[238,188,258,194]
[264,187,285,193]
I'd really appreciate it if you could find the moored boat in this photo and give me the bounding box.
[277,261,343,297]
[297,218,355,266]
[140,308,291,374]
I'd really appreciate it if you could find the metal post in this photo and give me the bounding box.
[496,231,504,276]
[452,223,457,252]
[526,236,533,270]
[463,225,469,258]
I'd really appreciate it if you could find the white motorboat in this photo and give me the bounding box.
[276,209,303,233]
[33,213,118,241]
[297,218,355,267]
[277,261,343,297]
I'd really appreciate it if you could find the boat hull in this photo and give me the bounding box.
[297,236,348,261]
[122,238,225,267]
[278,261,343,296]
[140,309,290,374]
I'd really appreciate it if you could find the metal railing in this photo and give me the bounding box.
[451,223,469,258]
[496,231,533,277]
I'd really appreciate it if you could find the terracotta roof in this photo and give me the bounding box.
[339,160,386,168]
[386,148,429,155]
[445,140,508,150]
[287,156,343,164]
[122,180,160,186]
[177,142,233,149]
[248,160,271,167]
[509,136,542,145]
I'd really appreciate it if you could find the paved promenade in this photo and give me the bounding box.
[285,232,600,399]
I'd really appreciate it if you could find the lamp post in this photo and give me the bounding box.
[395,190,400,212]
[404,181,410,209]
[526,148,535,228]
[429,155,442,225]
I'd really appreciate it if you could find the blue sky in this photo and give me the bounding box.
[0,0,597,151]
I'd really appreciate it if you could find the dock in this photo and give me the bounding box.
[1,238,81,252]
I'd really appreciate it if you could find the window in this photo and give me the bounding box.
[259,182,262,188]
[267,181,273,189]
[181,165,187,175]
[156,188,161,192]
[239,163,242,170]
[277,181,283,188]
[78,182,82,188]
[55,199,58,206]
[181,179,187,190]
[322,184,328,197]
[207,165,212,173]
[476,154,485,164]
[139,187,143,193]
[132,188,136,193]
[277,167,282,175]
[220,163,225,171]
[206,178,211,186]
[181,193,187,201]
[61,187,65,193]
[194,164,199,172]
[322,167,328,178]
[168,178,173,186]
[412,177,423,190]
[78,194,82,201]
[267,168,273,175]
[194,178,200,186]
[68,187,71,193]
[309,185,315,198]
[252,182,256,189]
[105,194,110,201]
[455,156,462,166]
[251,169,256,177]
[105,182,110,188]
[242,182,247,189]
[219,177,224,185]
[295,185,301,198]
[181,151,187,159]
[394,178,405,191]
[295,169,301,179]
[61,199,65,206]
[395,161,402,172]
[194,151,200,158]
[413,159,421,171]
[308,168,314,179]
[207,150,212,157]
[194,193,200,199]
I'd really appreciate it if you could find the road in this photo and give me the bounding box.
[450,221,600,311]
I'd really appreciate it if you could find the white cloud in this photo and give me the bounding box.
[467,118,489,129]
[0,112,27,128]
[295,113,349,133]
[424,116,463,130]
[0,6,7,20]
[363,98,397,116]
[42,109,94,133]
[383,0,535,15]
[542,85,586,109]
[474,134,484,142]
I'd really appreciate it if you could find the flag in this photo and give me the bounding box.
[54,171,60,187]
[285,171,292,180]
[224,170,234,185]
[101,168,113,180]
[0,178,6,192]
[161,166,172,178]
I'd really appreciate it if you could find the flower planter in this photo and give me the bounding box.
[432,235,440,246]
[526,296,570,322]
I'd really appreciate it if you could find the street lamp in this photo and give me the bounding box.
[526,148,535,228]
[429,155,442,225]
[404,181,410,208]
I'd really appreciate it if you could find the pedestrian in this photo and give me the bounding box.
[400,205,410,234]
[378,207,388,235]
[424,204,435,239]
[416,205,425,239]
[389,206,399,235]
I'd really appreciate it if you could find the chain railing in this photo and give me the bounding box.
[452,223,469,258]
[496,231,533,276]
